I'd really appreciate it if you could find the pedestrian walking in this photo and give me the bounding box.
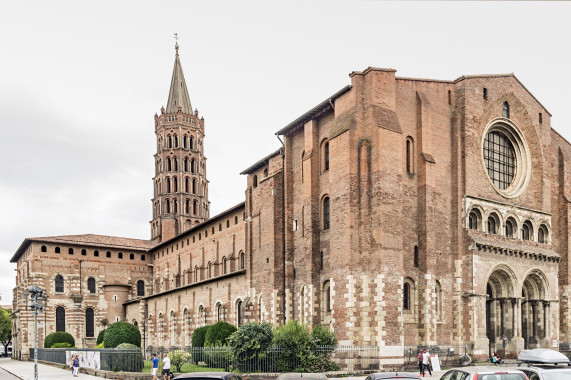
[152,353,159,380]
[162,353,171,380]
[418,349,424,377]
[72,355,80,377]
[422,349,432,377]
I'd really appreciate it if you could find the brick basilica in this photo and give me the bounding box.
[10,44,571,365]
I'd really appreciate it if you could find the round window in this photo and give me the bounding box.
[481,118,531,198]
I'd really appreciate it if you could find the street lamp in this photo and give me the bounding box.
[28,286,45,380]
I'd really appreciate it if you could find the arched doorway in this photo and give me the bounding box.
[486,267,516,356]
[521,271,548,349]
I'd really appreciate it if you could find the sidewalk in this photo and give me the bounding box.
[0,357,101,380]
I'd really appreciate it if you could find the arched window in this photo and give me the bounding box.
[208,262,212,279]
[413,246,419,268]
[435,281,442,321]
[55,246,60,253]
[234,216,238,225]
[168,135,172,148]
[240,252,245,270]
[487,213,499,234]
[183,135,187,148]
[219,223,222,232]
[55,275,64,293]
[141,254,146,261]
[468,209,481,230]
[85,308,94,337]
[135,279,144,297]
[322,280,331,313]
[166,199,171,213]
[174,135,179,148]
[538,224,548,244]
[192,179,197,194]
[130,253,134,260]
[522,221,533,241]
[263,168,268,177]
[189,136,194,150]
[253,175,258,188]
[322,196,330,230]
[184,158,189,172]
[81,249,86,256]
[322,140,330,172]
[185,199,190,214]
[174,199,178,213]
[174,177,178,192]
[167,158,172,171]
[505,217,516,238]
[216,303,223,322]
[406,137,415,175]
[193,200,197,215]
[94,250,99,257]
[56,306,65,332]
[87,277,96,294]
[502,101,510,118]
[41,245,47,252]
[403,282,410,310]
[174,158,179,171]
[166,178,171,193]
[236,300,243,326]
[191,159,196,173]
[185,177,189,192]
[223,257,227,274]
[118,252,123,259]
[68,248,74,255]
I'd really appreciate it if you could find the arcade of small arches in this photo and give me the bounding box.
[155,156,204,176]
[485,266,553,351]
[157,133,202,152]
[467,207,551,244]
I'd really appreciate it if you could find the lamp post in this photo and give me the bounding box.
[28,286,45,380]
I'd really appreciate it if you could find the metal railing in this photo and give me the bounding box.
[404,344,474,368]
[32,345,381,374]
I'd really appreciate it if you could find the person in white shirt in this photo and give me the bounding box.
[422,349,432,377]
[162,353,171,380]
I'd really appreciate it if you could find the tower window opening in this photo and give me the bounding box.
[502,101,510,118]
[483,88,488,100]
[539,112,543,124]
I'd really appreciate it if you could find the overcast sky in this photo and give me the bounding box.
[1,1,570,306]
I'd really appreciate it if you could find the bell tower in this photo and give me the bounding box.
[151,43,210,241]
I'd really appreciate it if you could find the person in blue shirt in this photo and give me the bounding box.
[152,353,159,380]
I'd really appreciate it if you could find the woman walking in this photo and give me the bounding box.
[72,355,80,377]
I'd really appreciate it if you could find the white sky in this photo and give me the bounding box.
[1,1,570,306]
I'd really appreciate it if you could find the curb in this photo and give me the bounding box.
[0,366,24,380]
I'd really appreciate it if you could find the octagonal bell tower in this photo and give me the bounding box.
[151,43,210,241]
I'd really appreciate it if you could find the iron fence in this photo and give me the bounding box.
[403,344,474,368]
[32,345,381,374]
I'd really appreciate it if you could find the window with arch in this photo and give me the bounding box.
[173,198,178,213]
[41,245,47,252]
[219,223,222,232]
[130,253,134,260]
[56,306,65,332]
[522,220,533,241]
[174,135,179,148]
[174,177,178,192]
[191,159,196,173]
[435,281,443,321]
[413,246,419,268]
[185,199,190,214]
[217,303,223,322]
[55,275,64,293]
[106,251,111,258]
[166,199,171,213]
[234,216,238,225]
[194,266,198,282]
[236,300,243,326]
[403,282,411,311]
[406,137,415,175]
[322,196,330,230]
[166,178,171,193]
[68,248,74,255]
[253,175,258,188]
[94,250,99,257]
[141,254,146,261]
[137,280,145,296]
[183,135,187,148]
[502,101,510,118]
[167,158,172,171]
[323,280,331,313]
[87,277,96,294]
[226,220,230,228]
[185,177,189,192]
[240,252,245,270]
[538,224,548,244]
[184,158,188,172]
[487,213,499,234]
[322,139,330,172]
[468,209,481,230]
[85,308,94,337]
[301,151,305,183]
[484,130,516,190]
[55,246,60,253]
[403,278,416,323]
[168,135,172,148]
[504,217,516,238]
[174,158,179,171]
[223,257,227,274]
[198,305,206,326]
[118,252,123,259]
[192,178,197,194]
[189,136,194,150]
[81,249,86,256]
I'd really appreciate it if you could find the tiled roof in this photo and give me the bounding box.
[10,234,157,263]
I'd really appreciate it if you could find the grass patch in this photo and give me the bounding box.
[142,360,226,373]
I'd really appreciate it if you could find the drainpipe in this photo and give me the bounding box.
[277,134,287,324]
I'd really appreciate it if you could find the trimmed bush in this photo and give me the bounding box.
[191,325,210,363]
[44,331,75,348]
[228,322,273,371]
[204,321,236,346]
[168,350,192,372]
[51,342,73,348]
[96,329,105,345]
[104,321,141,348]
[106,343,144,372]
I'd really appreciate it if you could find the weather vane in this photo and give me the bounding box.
[174,32,179,53]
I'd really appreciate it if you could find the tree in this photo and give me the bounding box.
[103,321,141,348]
[0,307,11,355]
[228,322,273,371]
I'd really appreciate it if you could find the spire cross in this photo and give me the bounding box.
[174,32,179,54]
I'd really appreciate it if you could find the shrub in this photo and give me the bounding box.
[95,342,104,348]
[106,343,144,372]
[104,321,141,348]
[204,344,233,369]
[168,350,192,372]
[51,342,73,348]
[228,322,273,371]
[96,329,106,345]
[311,325,337,348]
[204,322,236,346]
[272,320,314,371]
[44,331,75,348]
[191,325,210,363]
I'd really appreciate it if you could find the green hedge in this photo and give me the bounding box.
[96,329,105,345]
[204,321,236,346]
[106,343,144,372]
[104,321,141,348]
[51,342,74,348]
[44,332,75,348]
[191,325,210,363]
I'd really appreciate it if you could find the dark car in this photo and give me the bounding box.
[366,372,419,379]
[439,366,529,380]
[276,373,327,380]
[174,372,243,380]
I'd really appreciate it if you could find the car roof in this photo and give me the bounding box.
[449,366,527,374]
[506,365,571,373]
[369,373,419,379]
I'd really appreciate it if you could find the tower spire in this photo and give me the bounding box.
[166,37,192,114]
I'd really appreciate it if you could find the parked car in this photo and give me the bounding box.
[276,374,327,380]
[174,372,242,380]
[438,366,529,380]
[366,372,419,379]
[501,348,571,379]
